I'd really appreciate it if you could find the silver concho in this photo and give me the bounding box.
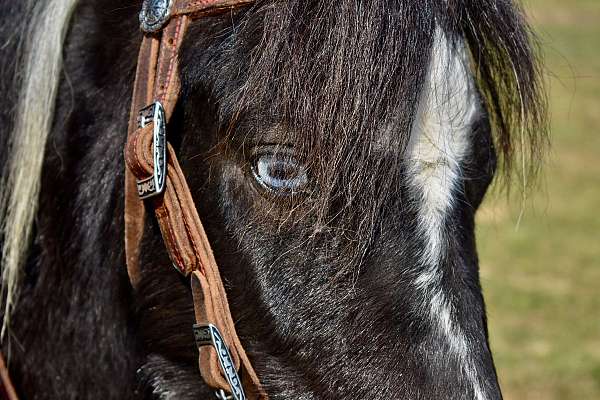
[193,324,246,400]
[139,0,173,33]
[136,102,167,199]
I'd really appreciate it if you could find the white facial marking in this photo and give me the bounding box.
[407,29,485,400]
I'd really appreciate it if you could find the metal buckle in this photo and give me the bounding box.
[136,102,167,199]
[215,389,234,400]
[193,324,246,400]
[139,0,173,33]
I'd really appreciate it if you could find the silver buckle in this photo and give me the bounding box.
[215,389,234,400]
[139,0,173,33]
[136,102,167,199]
[193,324,247,400]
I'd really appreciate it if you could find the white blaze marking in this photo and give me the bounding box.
[407,29,485,400]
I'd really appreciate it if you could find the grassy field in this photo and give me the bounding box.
[477,0,600,399]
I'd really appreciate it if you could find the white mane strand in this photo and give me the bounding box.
[1,0,79,335]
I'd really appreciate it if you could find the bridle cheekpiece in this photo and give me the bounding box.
[124,1,265,399]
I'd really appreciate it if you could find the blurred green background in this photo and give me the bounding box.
[477,0,600,398]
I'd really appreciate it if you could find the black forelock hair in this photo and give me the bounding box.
[180,0,434,275]
[179,0,546,269]
[449,0,548,184]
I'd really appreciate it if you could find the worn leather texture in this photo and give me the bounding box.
[124,0,266,398]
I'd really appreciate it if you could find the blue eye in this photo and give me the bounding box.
[251,150,308,194]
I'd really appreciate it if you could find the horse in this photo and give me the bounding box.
[0,0,546,398]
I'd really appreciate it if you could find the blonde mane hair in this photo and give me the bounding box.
[1,0,78,335]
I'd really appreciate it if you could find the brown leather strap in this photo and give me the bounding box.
[127,125,267,398]
[124,1,266,398]
[172,0,253,18]
[192,272,265,395]
[0,353,18,400]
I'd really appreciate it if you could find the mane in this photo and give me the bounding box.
[0,0,79,333]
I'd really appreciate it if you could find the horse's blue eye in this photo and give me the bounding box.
[251,151,308,194]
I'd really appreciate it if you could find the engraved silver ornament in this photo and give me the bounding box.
[139,0,173,33]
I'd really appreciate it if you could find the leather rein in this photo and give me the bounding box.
[124,1,265,399]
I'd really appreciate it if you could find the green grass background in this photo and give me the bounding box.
[477,0,600,398]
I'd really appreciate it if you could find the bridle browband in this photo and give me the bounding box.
[124,1,266,399]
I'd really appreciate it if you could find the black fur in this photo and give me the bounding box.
[0,0,545,399]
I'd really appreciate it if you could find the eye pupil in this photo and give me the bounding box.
[252,150,308,194]
[268,161,298,180]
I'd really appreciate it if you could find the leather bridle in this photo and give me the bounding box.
[124,1,266,399]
